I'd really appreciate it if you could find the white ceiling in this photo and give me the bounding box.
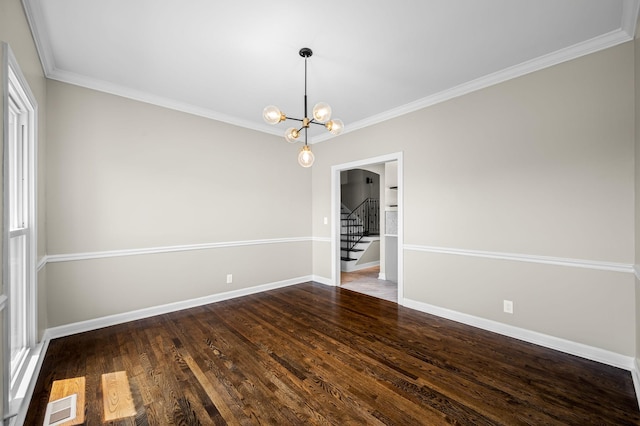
[23,0,640,142]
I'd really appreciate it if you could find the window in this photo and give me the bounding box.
[3,43,37,414]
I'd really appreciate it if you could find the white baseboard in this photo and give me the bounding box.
[403,298,636,371]
[44,275,312,340]
[633,358,640,409]
[378,272,386,280]
[341,260,380,273]
[312,275,334,286]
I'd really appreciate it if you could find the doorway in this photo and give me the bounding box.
[340,168,381,274]
[331,153,403,304]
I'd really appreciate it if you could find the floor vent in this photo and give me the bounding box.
[43,394,77,426]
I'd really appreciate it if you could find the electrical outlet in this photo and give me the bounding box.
[226,274,233,284]
[503,300,513,314]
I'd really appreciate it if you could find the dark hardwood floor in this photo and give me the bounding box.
[26,282,640,425]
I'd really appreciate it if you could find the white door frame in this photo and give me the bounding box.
[331,152,404,304]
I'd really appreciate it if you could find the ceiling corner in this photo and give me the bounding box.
[622,0,640,38]
[21,0,56,76]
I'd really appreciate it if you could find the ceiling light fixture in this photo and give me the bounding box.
[263,47,344,168]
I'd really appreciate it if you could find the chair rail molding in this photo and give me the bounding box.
[41,237,313,264]
[405,244,634,275]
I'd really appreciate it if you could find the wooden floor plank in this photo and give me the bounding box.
[182,351,240,425]
[101,371,136,421]
[26,282,640,425]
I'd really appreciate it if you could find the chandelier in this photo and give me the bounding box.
[263,47,344,167]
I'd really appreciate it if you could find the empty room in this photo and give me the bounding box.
[2,0,640,424]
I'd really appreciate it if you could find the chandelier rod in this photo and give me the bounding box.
[304,53,308,121]
[304,52,309,146]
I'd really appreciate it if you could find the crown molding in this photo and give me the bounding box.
[622,0,640,37]
[314,27,635,144]
[20,0,283,137]
[21,0,56,75]
[46,68,284,136]
[23,0,638,142]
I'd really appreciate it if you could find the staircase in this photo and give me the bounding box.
[341,198,379,271]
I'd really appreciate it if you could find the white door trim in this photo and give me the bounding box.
[331,152,404,304]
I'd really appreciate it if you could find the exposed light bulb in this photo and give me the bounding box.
[285,127,300,143]
[326,118,344,135]
[263,105,285,124]
[298,145,315,167]
[312,102,332,122]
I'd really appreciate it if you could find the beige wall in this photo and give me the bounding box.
[312,42,636,355]
[46,242,311,326]
[45,80,312,326]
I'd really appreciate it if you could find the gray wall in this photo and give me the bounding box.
[312,42,636,356]
[341,169,380,211]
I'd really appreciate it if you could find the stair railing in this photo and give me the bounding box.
[344,198,379,252]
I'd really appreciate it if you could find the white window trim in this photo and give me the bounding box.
[2,42,38,420]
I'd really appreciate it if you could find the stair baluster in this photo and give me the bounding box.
[341,198,379,261]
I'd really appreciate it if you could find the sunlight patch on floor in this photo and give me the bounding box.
[101,371,136,421]
[47,377,85,425]
[47,371,136,424]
